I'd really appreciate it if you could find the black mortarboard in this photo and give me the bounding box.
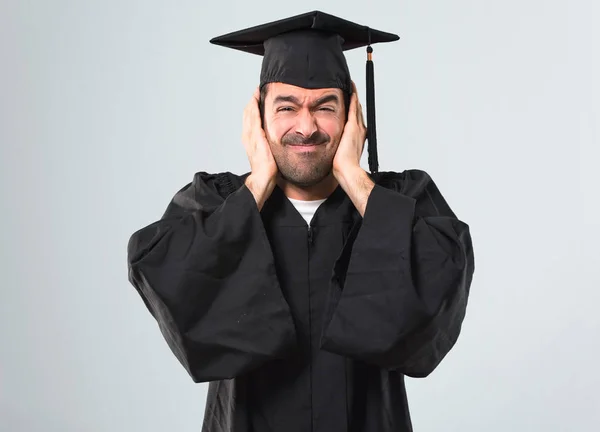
[210,11,400,173]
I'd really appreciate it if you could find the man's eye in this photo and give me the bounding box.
[277,107,294,112]
[319,107,335,112]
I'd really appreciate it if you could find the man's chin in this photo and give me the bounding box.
[279,170,332,188]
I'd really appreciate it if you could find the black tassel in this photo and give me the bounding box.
[366,43,378,174]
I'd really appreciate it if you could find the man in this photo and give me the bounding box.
[127,11,475,432]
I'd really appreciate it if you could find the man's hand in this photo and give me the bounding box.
[242,87,278,211]
[332,82,367,177]
[332,83,375,217]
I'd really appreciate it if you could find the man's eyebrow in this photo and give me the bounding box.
[272,94,340,107]
[312,94,340,107]
[273,95,302,105]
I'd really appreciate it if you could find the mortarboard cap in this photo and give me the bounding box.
[210,11,400,173]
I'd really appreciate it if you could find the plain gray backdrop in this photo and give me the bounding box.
[1,0,598,431]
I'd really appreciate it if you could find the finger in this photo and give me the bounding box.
[243,88,261,152]
[352,81,362,107]
[354,98,364,128]
[243,95,258,141]
[245,93,260,124]
[358,104,366,129]
[347,90,358,122]
[352,82,364,115]
[245,87,259,115]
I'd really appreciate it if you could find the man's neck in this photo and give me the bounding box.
[277,174,339,201]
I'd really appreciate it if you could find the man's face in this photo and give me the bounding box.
[262,82,346,188]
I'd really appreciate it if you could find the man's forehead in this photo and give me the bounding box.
[267,83,343,102]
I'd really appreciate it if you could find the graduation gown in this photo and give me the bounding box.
[127,169,475,432]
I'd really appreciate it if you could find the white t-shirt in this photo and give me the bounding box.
[287,197,327,226]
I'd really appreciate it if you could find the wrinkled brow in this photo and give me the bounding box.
[273,94,340,108]
[273,95,302,105]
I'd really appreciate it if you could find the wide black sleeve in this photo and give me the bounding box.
[320,169,475,377]
[127,172,297,383]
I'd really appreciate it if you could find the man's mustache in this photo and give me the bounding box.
[281,131,330,146]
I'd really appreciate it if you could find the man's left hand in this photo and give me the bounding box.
[332,82,375,217]
[332,81,367,177]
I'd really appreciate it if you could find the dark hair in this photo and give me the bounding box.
[259,84,268,125]
[259,83,351,123]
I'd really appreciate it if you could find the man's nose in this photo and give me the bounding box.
[294,108,318,138]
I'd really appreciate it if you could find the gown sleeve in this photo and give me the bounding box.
[127,172,297,383]
[320,169,475,377]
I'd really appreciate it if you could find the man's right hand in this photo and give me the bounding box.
[242,87,278,211]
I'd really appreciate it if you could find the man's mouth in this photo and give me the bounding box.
[288,141,327,147]
[288,143,323,151]
[282,132,330,147]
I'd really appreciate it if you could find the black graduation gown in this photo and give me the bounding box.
[127,169,475,432]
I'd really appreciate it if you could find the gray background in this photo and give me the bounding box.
[1,0,598,431]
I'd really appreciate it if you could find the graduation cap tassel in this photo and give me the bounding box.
[366,43,379,174]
